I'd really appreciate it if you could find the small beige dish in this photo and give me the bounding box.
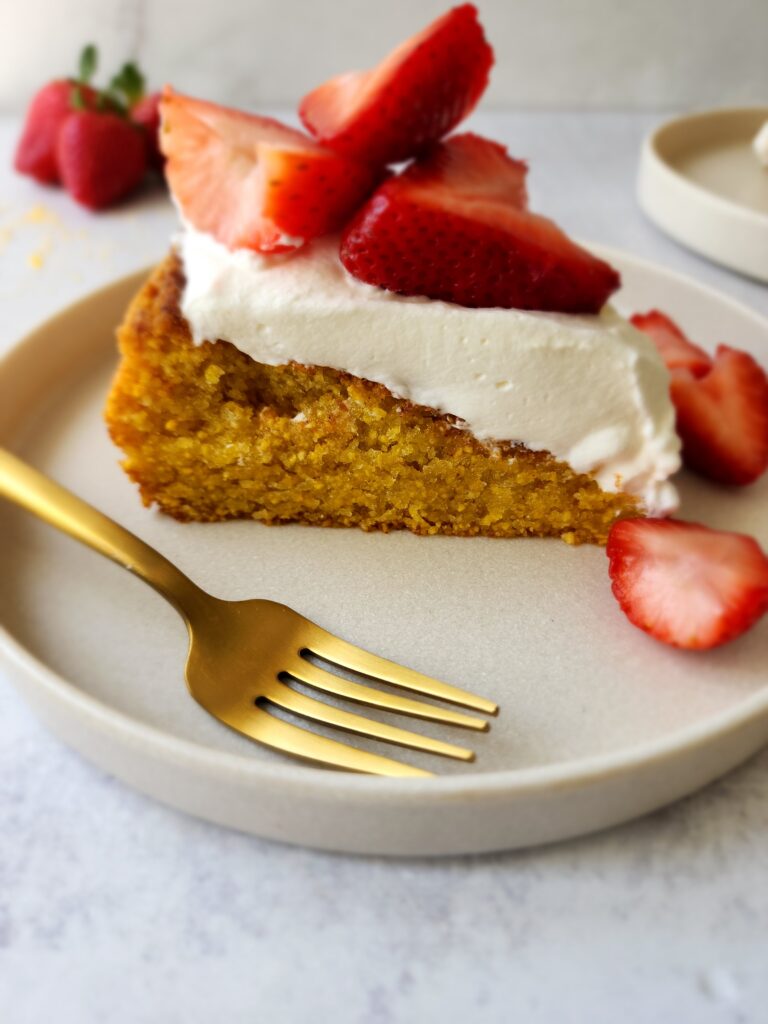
[0,248,767,857]
[638,107,768,282]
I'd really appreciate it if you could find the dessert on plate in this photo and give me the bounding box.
[106,4,682,545]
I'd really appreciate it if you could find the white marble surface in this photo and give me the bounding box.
[1,112,768,1023]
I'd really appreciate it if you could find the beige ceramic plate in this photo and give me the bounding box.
[638,107,768,281]
[0,248,767,856]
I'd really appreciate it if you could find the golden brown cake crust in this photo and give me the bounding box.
[104,253,641,544]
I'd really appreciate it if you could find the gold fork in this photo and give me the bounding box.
[0,448,497,777]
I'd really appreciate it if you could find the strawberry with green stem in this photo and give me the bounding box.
[14,44,100,184]
[57,48,149,209]
[15,44,163,206]
[102,59,164,171]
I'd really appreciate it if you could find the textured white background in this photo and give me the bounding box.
[2,0,768,112]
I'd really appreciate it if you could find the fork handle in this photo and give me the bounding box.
[0,447,207,622]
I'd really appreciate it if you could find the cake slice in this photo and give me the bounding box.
[105,8,681,545]
[105,236,678,544]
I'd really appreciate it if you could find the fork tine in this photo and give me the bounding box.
[216,701,434,777]
[304,626,499,716]
[261,681,476,761]
[285,657,490,731]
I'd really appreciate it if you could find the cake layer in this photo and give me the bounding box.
[178,227,681,514]
[105,256,642,544]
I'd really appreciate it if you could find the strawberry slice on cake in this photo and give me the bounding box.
[340,133,621,313]
[300,4,493,166]
[160,88,380,254]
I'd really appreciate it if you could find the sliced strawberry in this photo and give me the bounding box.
[299,4,493,165]
[606,519,768,650]
[160,88,380,254]
[671,345,768,486]
[14,80,97,184]
[629,310,768,485]
[131,91,164,171]
[630,310,712,376]
[57,110,147,209]
[340,133,620,313]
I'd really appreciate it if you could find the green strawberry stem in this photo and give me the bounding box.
[69,45,147,117]
[79,43,97,83]
[109,62,146,107]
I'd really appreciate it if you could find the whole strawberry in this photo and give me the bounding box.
[14,46,99,184]
[14,45,161,209]
[57,111,147,209]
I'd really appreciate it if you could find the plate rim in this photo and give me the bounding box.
[1,252,767,805]
[645,105,768,226]
[637,106,768,283]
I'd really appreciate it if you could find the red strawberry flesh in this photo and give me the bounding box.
[299,4,493,165]
[14,79,97,184]
[340,133,620,312]
[56,110,147,209]
[131,91,164,171]
[160,88,380,254]
[671,345,768,486]
[607,519,768,650]
[631,310,712,376]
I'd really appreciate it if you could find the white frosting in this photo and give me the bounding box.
[753,121,768,168]
[176,227,681,513]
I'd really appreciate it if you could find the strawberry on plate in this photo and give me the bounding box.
[57,110,147,209]
[160,88,380,254]
[607,519,768,650]
[630,310,711,376]
[632,310,768,486]
[671,345,768,486]
[299,4,493,166]
[340,133,620,313]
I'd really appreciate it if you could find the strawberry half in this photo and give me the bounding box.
[299,4,493,166]
[606,519,768,650]
[160,88,380,254]
[631,310,768,485]
[630,310,712,376]
[671,345,768,486]
[340,133,620,313]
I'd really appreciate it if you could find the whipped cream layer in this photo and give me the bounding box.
[177,228,681,514]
